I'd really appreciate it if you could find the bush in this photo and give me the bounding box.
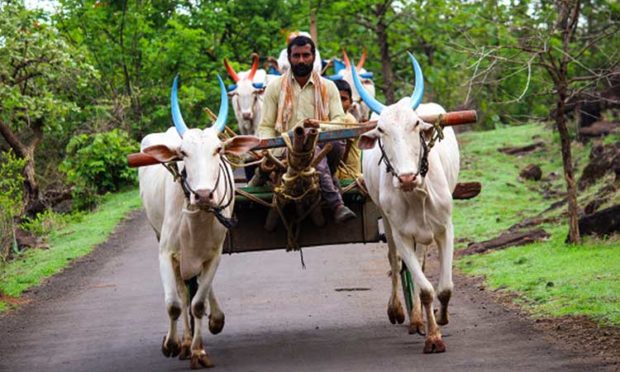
[0,150,26,260]
[60,129,139,210]
[20,209,69,237]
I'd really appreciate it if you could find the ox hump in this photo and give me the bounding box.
[140,127,181,151]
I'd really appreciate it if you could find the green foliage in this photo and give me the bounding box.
[0,189,141,307]
[453,123,555,242]
[0,2,96,134]
[0,150,27,260]
[454,124,620,326]
[54,0,299,135]
[459,228,620,326]
[0,150,27,218]
[59,129,139,209]
[20,209,68,237]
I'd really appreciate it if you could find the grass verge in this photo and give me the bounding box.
[0,188,141,312]
[453,123,620,326]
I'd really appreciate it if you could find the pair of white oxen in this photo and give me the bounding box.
[138,52,459,368]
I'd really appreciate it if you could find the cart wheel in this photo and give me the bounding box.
[399,261,414,316]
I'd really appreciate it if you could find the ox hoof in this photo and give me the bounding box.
[408,321,425,336]
[161,336,181,358]
[208,313,225,335]
[423,335,446,354]
[178,337,192,360]
[436,310,449,326]
[387,303,405,325]
[190,349,214,369]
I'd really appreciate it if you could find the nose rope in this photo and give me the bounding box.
[164,157,237,229]
[377,132,430,179]
[377,138,395,175]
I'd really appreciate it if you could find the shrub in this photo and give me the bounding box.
[20,209,69,237]
[60,129,139,210]
[0,150,26,260]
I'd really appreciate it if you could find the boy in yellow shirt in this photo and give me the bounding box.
[333,80,362,179]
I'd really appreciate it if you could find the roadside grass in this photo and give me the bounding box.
[453,123,561,243]
[453,123,620,326]
[0,188,141,312]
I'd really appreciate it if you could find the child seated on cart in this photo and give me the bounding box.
[333,79,362,180]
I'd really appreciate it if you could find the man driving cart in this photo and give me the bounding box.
[256,35,357,224]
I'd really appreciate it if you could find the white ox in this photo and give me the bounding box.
[329,50,376,121]
[139,75,259,368]
[224,54,273,135]
[352,53,459,353]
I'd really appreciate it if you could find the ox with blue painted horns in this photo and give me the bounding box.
[138,75,260,368]
[352,53,460,353]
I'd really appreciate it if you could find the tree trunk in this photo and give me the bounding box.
[119,0,132,98]
[376,18,395,103]
[22,151,40,214]
[554,0,581,244]
[0,119,42,216]
[556,82,581,243]
[309,4,318,49]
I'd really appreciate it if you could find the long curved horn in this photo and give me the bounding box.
[212,74,229,133]
[408,52,424,110]
[342,50,351,70]
[357,48,367,70]
[171,75,189,137]
[351,59,385,114]
[248,53,259,81]
[223,58,240,83]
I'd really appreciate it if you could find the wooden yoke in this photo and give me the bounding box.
[127,110,478,168]
[420,110,477,127]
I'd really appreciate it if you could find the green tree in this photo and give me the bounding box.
[0,2,96,214]
[463,0,620,242]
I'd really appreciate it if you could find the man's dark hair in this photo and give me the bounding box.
[334,79,352,99]
[287,36,316,57]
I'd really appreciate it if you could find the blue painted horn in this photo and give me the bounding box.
[171,74,229,136]
[333,59,346,75]
[407,52,424,110]
[351,59,385,114]
[171,75,189,136]
[325,74,344,81]
[212,74,229,132]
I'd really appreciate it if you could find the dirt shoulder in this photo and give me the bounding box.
[457,272,620,368]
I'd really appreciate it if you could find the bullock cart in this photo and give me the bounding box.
[128,109,476,315]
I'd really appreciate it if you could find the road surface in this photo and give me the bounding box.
[0,211,611,371]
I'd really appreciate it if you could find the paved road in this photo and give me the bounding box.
[0,211,610,371]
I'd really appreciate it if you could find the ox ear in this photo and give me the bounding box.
[223,135,261,156]
[419,121,434,141]
[143,144,181,163]
[358,128,379,150]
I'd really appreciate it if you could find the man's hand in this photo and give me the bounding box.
[303,118,320,129]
